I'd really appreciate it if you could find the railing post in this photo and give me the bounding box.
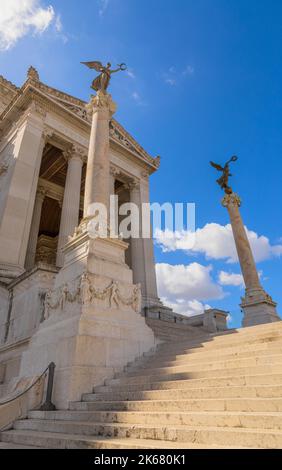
[40,362,56,411]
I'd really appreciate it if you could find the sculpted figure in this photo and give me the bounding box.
[80,273,92,305]
[210,156,238,194]
[109,281,120,308]
[81,61,127,93]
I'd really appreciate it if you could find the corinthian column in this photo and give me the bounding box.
[222,192,280,326]
[56,147,84,267]
[25,186,46,270]
[83,92,116,219]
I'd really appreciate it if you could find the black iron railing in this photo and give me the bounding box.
[0,362,56,411]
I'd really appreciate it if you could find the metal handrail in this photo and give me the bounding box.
[0,362,56,411]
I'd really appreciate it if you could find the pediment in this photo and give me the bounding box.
[36,82,159,169]
[0,74,160,171]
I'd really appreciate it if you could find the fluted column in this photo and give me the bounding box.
[56,148,84,267]
[222,192,280,326]
[25,186,46,270]
[83,92,116,220]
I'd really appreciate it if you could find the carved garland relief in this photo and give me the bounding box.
[43,273,141,320]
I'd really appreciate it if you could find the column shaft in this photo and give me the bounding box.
[130,183,146,289]
[83,93,116,217]
[25,187,45,270]
[56,154,83,267]
[226,198,261,290]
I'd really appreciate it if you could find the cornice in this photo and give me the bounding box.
[0,75,19,94]
[0,76,160,172]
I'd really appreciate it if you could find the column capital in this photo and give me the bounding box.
[110,166,121,178]
[124,178,140,192]
[222,192,241,208]
[86,91,117,118]
[36,185,47,201]
[63,145,86,165]
[42,126,54,141]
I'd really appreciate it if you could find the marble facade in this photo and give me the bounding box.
[0,68,173,406]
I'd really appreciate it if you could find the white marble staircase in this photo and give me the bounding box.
[1,322,282,449]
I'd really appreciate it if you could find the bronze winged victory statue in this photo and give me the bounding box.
[210,156,238,194]
[81,61,127,93]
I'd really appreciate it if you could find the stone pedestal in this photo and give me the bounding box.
[222,192,280,327]
[19,230,156,409]
[18,91,157,409]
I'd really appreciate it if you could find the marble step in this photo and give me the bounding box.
[102,364,282,388]
[0,430,243,449]
[0,442,42,449]
[19,411,282,429]
[92,374,282,396]
[137,345,282,369]
[28,398,282,420]
[124,354,282,377]
[69,384,282,411]
[8,420,282,448]
[150,339,282,365]
[36,397,282,415]
[154,332,282,357]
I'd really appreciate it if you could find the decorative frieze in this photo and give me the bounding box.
[0,158,9,176]
[43,273,142,320]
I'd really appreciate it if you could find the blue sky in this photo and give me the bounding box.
[0,0,281,327]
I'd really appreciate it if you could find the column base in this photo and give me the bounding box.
[241,287,281,327]
[0,263,26,284]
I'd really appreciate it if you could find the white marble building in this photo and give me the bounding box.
[0,68,227,406]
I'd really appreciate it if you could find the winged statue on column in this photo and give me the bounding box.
[81,61,127,93]
[210,156,238,193]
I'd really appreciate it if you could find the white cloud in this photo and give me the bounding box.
[165,78,177,86]
[183,65,195,76]
[163,298,211,317]
[55,14,62,33]
[218,271,244,287]
[98,0,110,17]
[163,64,194,86]
[132,91,140,101]
[156,262,224,316]
[155,223,282,264]
[131,91,146,106]
[0,0,57,51]
[126,69,135,79]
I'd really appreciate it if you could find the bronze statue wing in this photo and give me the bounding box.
[81,61,103,71]
[210,161,224,171]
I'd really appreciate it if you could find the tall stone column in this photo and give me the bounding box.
[222,192,280,326]
[25,186,46,270]
[129,180,146,292]
[56,148,84,267]
[83,92,116,219]
[109,166,117,197]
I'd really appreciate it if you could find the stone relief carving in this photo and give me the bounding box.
[0,160,9,176]
[0,151,13,177]
[43,273,141,320]
[109,121,160,169]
